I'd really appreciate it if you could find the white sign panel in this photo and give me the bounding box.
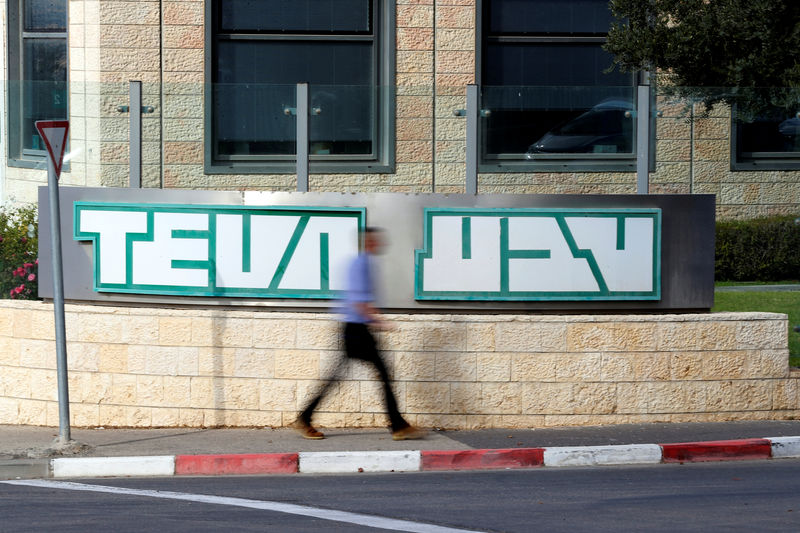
[74,203,364,298]
[415,208,661,301]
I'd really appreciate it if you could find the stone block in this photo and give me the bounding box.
[163,376,191,407]
[0,398,19,424]
[178,408,205,427]
[359,381,386,412]
[758,350,790,378]
[397,4,434,27]
[259,378,299,411]
[554,353,604,382]
[616,382,650,414]
[28,369,57,401]
[71,403,100,427]
[137,375,165,404]
[423,323,467,351]
[151,407,182,427]
[28,310,55,340]
[477,352,510,381]
[78,313,123,343]
[126,406,153,427]
[111,374,137,404]
[122,315,160,345]
[164,1,204,25]
[572,383,617,414]
[511,353,558,381]
[466,323,495,352]
[19,339,55,369]
[163,25,204,49]
[397,117,433,141]
[217,379,260,410]
[520,382,572,415]
[406,382,449,413]
[436,5,473,28]
[702,351,748,379]
[567,322,657,352]
[159,316,194,346]
[449,382,481,414]
[393,352,435,381]
[397,27,433,50]
[295,320,340,350]
[648,382,706,413]
[274,350,320,379]
[435,352,476,381]
[234,348,274,378]
[497,322,567,353]
[198,347,237,376]
[97,343,129,373]
[99,405,127,426]
[736,319,787,350]
[0,337,20,366]
[381,323,426,351]
[397,51,434,74]
[481,382,522,414]
[773,378,800,410]
[2,366,31,398]
[436,28,474,50]
[436,50,473,73]
[211,317,253,348]
[163,48,203,72]
[415,414,467,429]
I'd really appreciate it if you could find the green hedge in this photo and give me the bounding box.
[716,215,800,282]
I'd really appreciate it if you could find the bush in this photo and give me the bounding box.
[716,215,800,282]
[0,204,39,299]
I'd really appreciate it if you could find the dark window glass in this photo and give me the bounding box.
[484,44,629,86]
[481,0,634,162]
[24,0,67,31]
[22,39,67,151]
[488,0,615,35]
[219,0,370,33]
[737,112,800,158]
[215,41,373,156]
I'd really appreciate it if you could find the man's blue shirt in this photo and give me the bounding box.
[341,252,374,324]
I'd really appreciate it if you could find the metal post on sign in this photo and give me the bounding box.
[296,83,309,192]
[36,120,72,445]
[465,84,478,195]
[636,84,651,194]
[129,80,142,188]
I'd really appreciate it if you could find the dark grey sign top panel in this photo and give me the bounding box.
[39,187,715,311]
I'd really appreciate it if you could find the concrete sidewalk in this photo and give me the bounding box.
[3,420,800,479]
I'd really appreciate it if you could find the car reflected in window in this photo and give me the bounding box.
[525,98,634,157]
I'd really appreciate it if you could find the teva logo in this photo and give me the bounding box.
[73,203,364,298]
[415,208,661,301]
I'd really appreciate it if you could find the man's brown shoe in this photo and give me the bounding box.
[392,426,426,441]
[290,419,325,440]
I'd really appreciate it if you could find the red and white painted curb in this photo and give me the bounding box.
[43,437,800,478]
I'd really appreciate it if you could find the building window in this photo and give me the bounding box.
[733,108,800,170]
[7,0,68,167]
[207,0,394,173]
[479,0,637,172]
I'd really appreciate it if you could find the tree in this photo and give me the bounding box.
[604,0,800,118]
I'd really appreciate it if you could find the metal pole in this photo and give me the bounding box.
[46,154,71,444]
[466,84,478,195]
[636,85,650,194]
[296,83,309,192]
[129,80,142,188]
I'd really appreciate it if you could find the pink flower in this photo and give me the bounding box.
[23,262,33,269]
[14,267,24,276]
[35,259,39,265]
[15,284,25,294]
[27,273,36,281]
[9,289,15,297]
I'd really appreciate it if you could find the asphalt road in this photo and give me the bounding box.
[3,460,800,532]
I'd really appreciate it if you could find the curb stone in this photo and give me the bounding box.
[2,437,800,480]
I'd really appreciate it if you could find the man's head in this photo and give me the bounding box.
[362,227,385,255]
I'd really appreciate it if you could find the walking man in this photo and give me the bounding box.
[292,227,424,441]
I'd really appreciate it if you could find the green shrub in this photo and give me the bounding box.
[716,215,800,281]
[0,204,39,299]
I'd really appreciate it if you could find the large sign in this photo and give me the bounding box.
[40,188,715,310]
[73,202,364,298]
[415,208,660,301]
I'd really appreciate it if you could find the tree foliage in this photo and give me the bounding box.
[604,0,800,117]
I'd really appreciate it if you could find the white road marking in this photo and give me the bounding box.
[1,479,485,533]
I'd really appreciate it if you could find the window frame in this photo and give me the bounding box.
[6,0,69,169]
[204,0,395,175]
[476,0,648,173]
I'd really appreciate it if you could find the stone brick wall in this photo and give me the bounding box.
[1,300,797,429]
[3,1,800,218]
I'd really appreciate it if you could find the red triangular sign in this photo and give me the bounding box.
[35,120,69,179]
